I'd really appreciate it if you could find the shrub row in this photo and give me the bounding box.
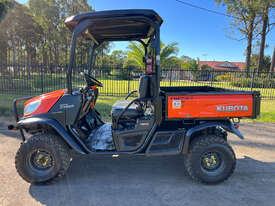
[231,78,275,88]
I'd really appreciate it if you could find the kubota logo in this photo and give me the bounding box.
[217,105,249,112]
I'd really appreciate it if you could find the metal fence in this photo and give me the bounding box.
[0,63,275,99]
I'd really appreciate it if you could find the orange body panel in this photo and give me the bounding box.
[24,89,66,117]
[167,94,253,119]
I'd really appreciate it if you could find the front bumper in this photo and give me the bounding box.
[8,96,32,141]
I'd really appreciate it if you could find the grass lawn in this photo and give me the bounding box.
[0,93,274,123]
[245,100,275,123]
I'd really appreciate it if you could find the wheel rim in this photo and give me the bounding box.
[200,151,225,175]
[28,149,54,172]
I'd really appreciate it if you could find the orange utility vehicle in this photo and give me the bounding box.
[9,9,260,185]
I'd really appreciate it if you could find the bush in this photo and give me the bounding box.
[231,78,275,88]
[110,69,130,80]
[216,74,232,82]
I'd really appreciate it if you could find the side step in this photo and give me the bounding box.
[145,129,185,156]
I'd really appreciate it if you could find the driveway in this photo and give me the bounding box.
[0,121,275,206]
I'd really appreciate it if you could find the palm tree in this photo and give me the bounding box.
[124,40,180,69]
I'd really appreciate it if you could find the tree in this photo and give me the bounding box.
[29,0,95,65]
[160,42,180,68]
[0,0,113,68]
[181,59,200,80]
[0,0,14,23]
[180,55,193,62]
[0,0,15,64]
[250,53,271,72]
[181,59,199,70]
[124,41,180,69]
[95,42,112,66]
[124,42,147,68]
[108,50,127,66]
[97,50,126,67]
[257,0,275,74]
[0,2,41,65]
[215,0,262,76]
[201,64,213,71]
[270,46,275,74]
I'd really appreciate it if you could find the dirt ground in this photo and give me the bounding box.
[0,119,275,206]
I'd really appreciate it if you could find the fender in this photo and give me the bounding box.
[182,121,244,154]
[17,117,86,154]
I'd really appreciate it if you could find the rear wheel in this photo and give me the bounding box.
[15,134,71,184]
[184,135,236,184]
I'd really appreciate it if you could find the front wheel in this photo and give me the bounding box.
[15,134,71,184]
[184,135,236,184]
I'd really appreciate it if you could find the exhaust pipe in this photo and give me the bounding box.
[8,125,17,130]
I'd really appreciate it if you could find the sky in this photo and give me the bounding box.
[17,0,275,62]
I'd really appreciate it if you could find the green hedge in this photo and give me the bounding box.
[231,78,275,88]
[216,74,232,82]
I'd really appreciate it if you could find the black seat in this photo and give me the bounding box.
[111,100,142,120]
[111,75,152,121]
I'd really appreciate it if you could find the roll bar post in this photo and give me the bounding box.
[88,43,98,75]
[67,19,93,94]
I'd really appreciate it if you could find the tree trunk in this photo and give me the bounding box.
[245,15,255,77]
[0,41,8,76]
[0,41,7,65]
[269,47,275,75]
[27,49,31,79]
[257,5,269,74]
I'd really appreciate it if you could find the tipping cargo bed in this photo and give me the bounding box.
[160,86,260,120]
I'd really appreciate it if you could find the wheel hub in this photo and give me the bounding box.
[201,152,221,171]
[31,150,53,170]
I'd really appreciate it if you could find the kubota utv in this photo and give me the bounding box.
[9,9,260,184]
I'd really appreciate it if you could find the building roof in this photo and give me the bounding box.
[199,61,245,71]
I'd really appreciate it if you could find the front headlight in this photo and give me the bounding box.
[24,100,41,116]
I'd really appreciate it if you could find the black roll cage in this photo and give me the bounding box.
[66,15,161,96]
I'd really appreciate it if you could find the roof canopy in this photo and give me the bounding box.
[65,9,163,44]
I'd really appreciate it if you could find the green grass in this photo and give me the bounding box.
[95,96,121,122]
[0,94,25,117]
[245,100,275,123]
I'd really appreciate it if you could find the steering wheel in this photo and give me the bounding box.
[80,72,103,87]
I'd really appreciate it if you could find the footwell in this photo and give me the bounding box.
[89,123,115,151]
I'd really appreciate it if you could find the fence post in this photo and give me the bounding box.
[127,69,130,94]
[41,65,44,93]
[169,68,172,86]
[250,70,255,91]
[211,71,214,87]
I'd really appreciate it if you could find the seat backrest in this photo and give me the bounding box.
[139,75,153,98]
